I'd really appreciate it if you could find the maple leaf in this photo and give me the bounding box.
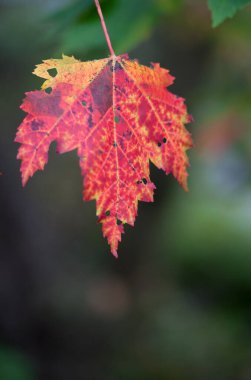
[15,0,192,257]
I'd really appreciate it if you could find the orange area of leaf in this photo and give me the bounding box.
[15,54,192,256]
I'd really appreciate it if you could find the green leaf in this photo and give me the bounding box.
[47,0,93,27]
[60,0,157,56]
[46,0,184,57]
[208,0,251,27]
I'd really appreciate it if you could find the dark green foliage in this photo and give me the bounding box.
[46,0,181,56]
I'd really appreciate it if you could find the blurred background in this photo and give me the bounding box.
[1,0,251,379]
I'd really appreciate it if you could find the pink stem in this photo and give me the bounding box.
[94,0,115,56]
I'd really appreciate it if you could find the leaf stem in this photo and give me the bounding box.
[94,0,115,57]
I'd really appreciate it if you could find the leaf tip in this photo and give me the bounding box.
[111,250,118,259]
[21,173,29,187]
[180,174,189,192]
[211,18,221,28]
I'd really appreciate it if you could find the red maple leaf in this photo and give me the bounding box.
[15,0,192,256]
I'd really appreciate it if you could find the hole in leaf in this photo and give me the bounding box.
[105,210,110,216]
[142,178,147,185]
[113,142,118,147]
[136,180,142,185]
[82,101,87,106]
[114,116,120,123]
[117,219,122,225]
[163,137,167,143]
[157,142,161,147]
[47,68,57,77]
[45,87,52,94]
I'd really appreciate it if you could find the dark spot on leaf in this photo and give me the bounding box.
[157,142,161,147]
[119,138,124,150]
[109,61,122,72]
[31,119,44,131]
[47,68,57,77]
[90,64,112,113]
[123,130,132,140]
[117,219,122,225]
[136,180,142,185]
[88,105,93,113]
[114,116,120,123]
[88,114,93,128]
[45,87,52,94]
[108,59,113,70]
[82,101,87,106]
[114,62,122,71]
[163,137,167,143]
[117,106,121,111]
[105,210,110,216]
[29,88,63,116]
[142,178,147,184]
[113,142,118,147]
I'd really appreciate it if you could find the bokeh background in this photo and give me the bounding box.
[1,0,251,379]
